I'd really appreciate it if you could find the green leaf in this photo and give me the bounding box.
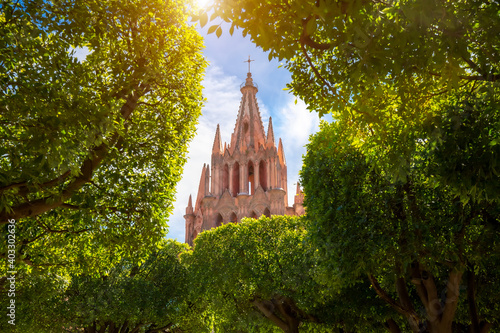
[305,18,317,35]
[200,12,208,28]
[207,24,218,34]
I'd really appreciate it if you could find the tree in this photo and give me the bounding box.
[301,118,500,333]
[2,240,194,333]
[197,1,500,331]
[0,0,205,274]
[202,0,499,175]
[184,215,389,333]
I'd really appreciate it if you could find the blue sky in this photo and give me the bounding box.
[165,21,324,241]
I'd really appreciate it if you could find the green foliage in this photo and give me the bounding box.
[301,119,500,331]
[2,240,192,332]
[195,0,500,330]
[184,215,388,332]
[204,0,500,177]
[0,0,206,276]
[184,216,311,332]
[423,89,500,202]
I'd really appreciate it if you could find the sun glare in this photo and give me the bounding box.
[195,0,212,9]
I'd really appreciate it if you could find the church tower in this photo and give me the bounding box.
[184,70,304,246]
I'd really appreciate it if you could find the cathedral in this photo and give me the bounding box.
[184,70,305,246]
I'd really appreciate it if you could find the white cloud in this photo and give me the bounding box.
[166,65,242,241]
[274,99,321,205]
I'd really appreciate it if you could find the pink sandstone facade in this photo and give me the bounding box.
[184,72,305,246]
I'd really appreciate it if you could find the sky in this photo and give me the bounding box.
[165,20,324,242]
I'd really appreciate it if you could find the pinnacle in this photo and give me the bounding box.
[278,138,286,166]
[212,124,223,153]
[266,117,275,148]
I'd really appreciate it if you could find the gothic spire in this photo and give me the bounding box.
[229,72,266,154]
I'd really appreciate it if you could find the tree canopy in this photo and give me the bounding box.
[301,119,500,332]
[203,0,499,177]
[197,4,500,329]
[3,240,193,333]
[185,215,391,333]
[185,216,319,332]
[0,0,205,275]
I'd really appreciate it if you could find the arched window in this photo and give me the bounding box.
[223,164,229,191]
[215,213,223,227]
[259,160,267,190]
[250,211,258,219]
[232,162,240,196]
[230,212,238,223]
[248,162,255,195]
[263,208,271,218]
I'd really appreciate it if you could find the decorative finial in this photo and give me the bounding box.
[244,55,254,73]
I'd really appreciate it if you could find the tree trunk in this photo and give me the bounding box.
[480,322,492,333]
[87,322,97,333]
[468,268,481,333]
[385,319,402,333]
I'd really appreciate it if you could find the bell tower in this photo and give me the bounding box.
[184,68,304,246]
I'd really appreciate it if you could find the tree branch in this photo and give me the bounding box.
[395,276,421,332]
[410,262,430,314]
[119,320,129,333]
[0,181,28,192]
[145,323,173,333]
[461,55,483,74]
[368,274,421,332]
[34,217,91,234]
[252,298,288,332]
[300,16,332,50]
[61,203,80,210]
[299,42,375,120]
[130,324,143,333]
[0,88,144,224]
[1,169,72,197]
[420,271,441,322]
[275,296,300,331]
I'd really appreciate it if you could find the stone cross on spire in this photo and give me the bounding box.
[244,55,254,73]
